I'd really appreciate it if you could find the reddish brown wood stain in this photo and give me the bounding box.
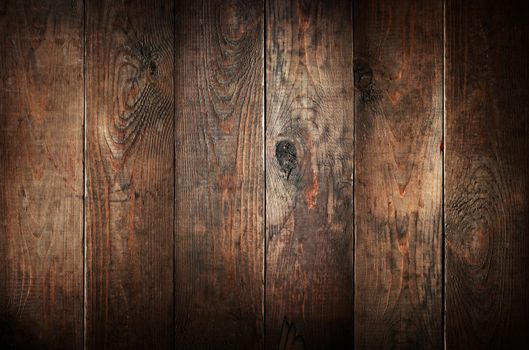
[0,0,84,348]
[445,0,529,348]
[354,1,444,348]
[175,0,264,348]
[1,0,528,349]
[85,0,175,348]
[265,0,354,348]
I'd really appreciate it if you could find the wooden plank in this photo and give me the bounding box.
[265,0,354,348]
[0,0,83,348]
[445,0,529,347]
[85,0,174,348]
[353,0,443,348]
[174,1,264,348]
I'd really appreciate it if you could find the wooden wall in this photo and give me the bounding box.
[0,0,527,349]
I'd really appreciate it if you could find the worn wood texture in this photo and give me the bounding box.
[85,0,174,348]
[0,0,84,348]
[3,1,529,348]
[174,0,264,348]
[265,0,354,348]
[353,0,443,348]
[445,0,529,348]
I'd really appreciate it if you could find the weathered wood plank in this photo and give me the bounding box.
[445,0,529,347]
[0,0,83,348]
[353,0,443,348]
[174,1,264,348]
[265,0,354,348]
[85,0,174,348]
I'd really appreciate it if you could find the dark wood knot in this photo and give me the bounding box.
[354,58,378,102]
[275,140,297,179]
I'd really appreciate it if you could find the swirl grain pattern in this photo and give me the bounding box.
[174,0,264,348]
[354,0,443,348]
[446,0,529,347]
[85,0,174,348]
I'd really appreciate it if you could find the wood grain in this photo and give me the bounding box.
[265,0,354,348]
[0,0,83,348]
[174,0,264,348]
[445,0,529,348]
[85,0,174,348]
[353,0,443,348]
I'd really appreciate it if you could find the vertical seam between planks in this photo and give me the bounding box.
[263,0,267,348]
[351,0,356,346]
[442,0,447,349]
[351,1,355,346]
[82,0,87,348]
[173,0,177,349]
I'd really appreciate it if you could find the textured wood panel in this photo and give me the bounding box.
[353,0,443,348]
[85,0,174,348]
[174,0,264,348]
[265,0,354,348]
[445,0,529,347]
[2,1,529,348]
[0,0,84,348]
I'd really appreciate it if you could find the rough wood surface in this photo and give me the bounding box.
[85,0,174,348]
[0,0,84,348]
[174,1,264,348]
[2,1,529,348]
[445,0,529,348]
[353,0,443,348]
[265,0,354,348]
